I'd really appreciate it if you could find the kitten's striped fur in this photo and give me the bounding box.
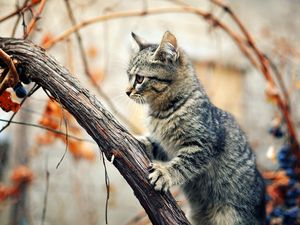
[126,31,265,225]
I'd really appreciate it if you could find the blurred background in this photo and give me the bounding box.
[0,0,300,225]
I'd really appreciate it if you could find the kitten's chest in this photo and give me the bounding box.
[148,116,184,157]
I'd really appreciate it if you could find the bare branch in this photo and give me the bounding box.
[11,0,30,37]
[0,118,94,143]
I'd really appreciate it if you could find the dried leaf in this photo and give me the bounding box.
[41,32,54,48]
[263,170,288,183]
[263,170,289,211]
[38,100,95,161]
[0,184,18,201]
[10,166,33,184]
[266,184,286,205]
[67,140,95,161]
[36,131,56,144]
[0,91,20,112]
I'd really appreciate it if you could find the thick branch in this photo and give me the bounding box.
[0,37,190,225]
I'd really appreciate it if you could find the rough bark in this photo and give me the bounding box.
[0,37,191,225]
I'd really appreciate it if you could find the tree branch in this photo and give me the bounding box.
[0,37,190,225]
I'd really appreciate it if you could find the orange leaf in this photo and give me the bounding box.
[266,184,285,205]
[36,132,56,144]
[0,184,11,201]
[78,147,96,161]
[38,100,95,161]
[263,170,289,185]
[266,202,273,215]
[41,32,54,48]
[0,184,21,201]
[38,100,61,129]
[10,166,33,184]
[39,117,59,130]
[0,91,20,112]
[68,140,95,161]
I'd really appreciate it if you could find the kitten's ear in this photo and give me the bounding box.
[153,31,179,64]
[131,32,150,51]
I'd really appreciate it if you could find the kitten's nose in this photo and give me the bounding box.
[126,90,131,96]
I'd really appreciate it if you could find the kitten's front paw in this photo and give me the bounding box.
[148,162,172,192]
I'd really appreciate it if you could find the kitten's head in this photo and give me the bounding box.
[126,31,181,105]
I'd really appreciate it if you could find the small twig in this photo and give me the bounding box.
[54,91,69,169]
[24,0,47,39]
[21,10,27,38]
[101,151,110,225]
[11,0,30,37]
[0,118,94,143]
[20,106,82,131]
[0,0,41,23]
[265,55,290,106]
[11,14,22,38]
[41,154,49,225]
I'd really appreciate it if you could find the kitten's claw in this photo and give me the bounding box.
[148,162,172,192]
[147,163,155,172]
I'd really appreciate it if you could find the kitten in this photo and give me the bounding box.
[126,31,265,225]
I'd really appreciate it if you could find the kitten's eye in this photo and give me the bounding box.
[135,74,144,84]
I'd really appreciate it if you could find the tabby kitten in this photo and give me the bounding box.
[126,31,265,225]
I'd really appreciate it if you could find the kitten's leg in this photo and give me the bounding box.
[148,146,212,191]
[136,136,169,161]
